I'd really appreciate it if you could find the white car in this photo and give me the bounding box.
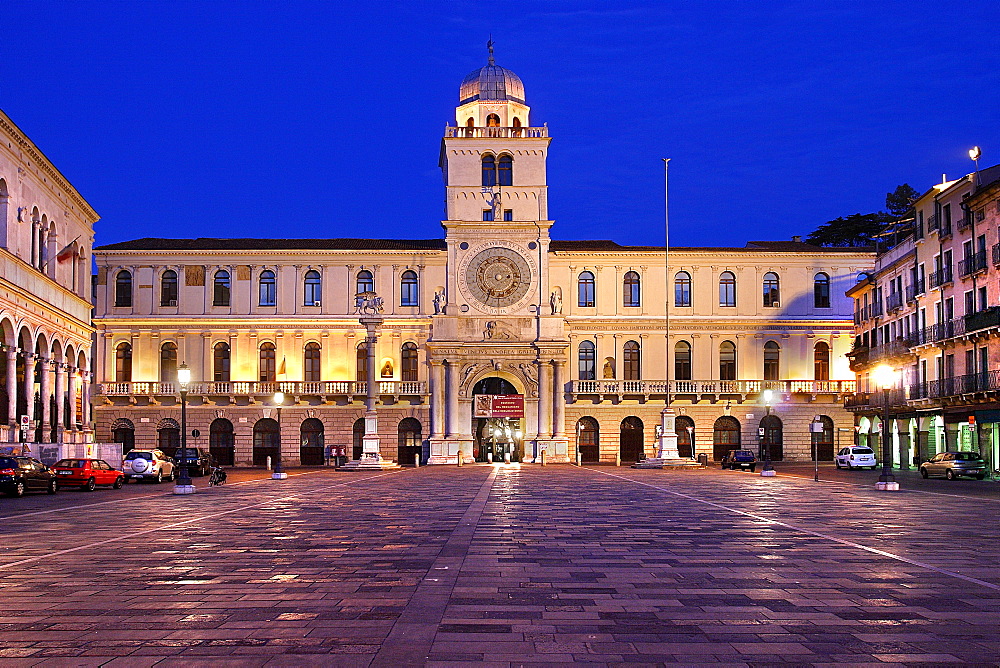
[123,449,176,483]
[835,446,877,470]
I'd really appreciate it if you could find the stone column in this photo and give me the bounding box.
[82,370,92,431]
[537,359,552,439]
[68,367,78,432]
[54,361,66,441]
[895,422,911,470]
[430,359,444,438]
[360,315,383,460]
[40,357,51,442]
[23,353,36,440]
[445,359,459,437]
[552,360,566,437]
[6,348,16,427]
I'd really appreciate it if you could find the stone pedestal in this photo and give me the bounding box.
[633,407,698,469]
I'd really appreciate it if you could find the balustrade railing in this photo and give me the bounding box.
[570,379,855,395]
[444,126,548,138]
[97,380,428,396]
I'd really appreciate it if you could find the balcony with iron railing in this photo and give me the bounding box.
[97,379,428,399]
[993,242,1000,266]
[965,306,1000,334]
[845,389,907,410]
[958,251,988,277]
[957,213,973,233]
[912,317,966,346]
[569,379,855,399]
[444,125,548,138]
[870,301,884,318]
[927,213,939,232]
[886,292,903,312]
[905,279,926,303]
[909,370,1000,400]
[928,265,953,288]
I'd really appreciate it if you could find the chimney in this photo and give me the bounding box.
[792,235,802,243]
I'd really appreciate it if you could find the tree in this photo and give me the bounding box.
[806,212,894,247]
[885,184,919,218]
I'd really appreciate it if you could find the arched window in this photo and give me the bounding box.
[259,269,276,306]
[760,414,783,461]
[252,418,279,466]
[400,270,418,306]
[676,415,695,459]
[578,271,595,307]
[719,271,736,307]
[300,418,325,465]
[579,340,596,380]
[213,341,230,382]
[675,271,692,307]
[356,270,374,295]
[511,116,522,136]
[303,270,321,306]
[160,270,178,307]
[111,418,135,455]
[213,270,231,307]
[209,418,235,466]
[397,417,422,466]
[160,342,177,383]
[623,271,640,307]
[482,154,497,187]
[401,342,418,381]
[814,272,831,308]
[304,342,321,382]
[674,341,692,381]
[157,418,180,456]
[356,342,368,382]
[762,272,780,307]
[763,341,780,380]
[713,416,741,460]
[115,270,132,307]
[115,342,132,382]
[623,340,641,380]
[814,341,830,380]
[577,417,600,463]
[719,340,737,380]
[259,342,276,382]
[498,154,512,186]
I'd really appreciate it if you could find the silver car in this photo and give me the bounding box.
[122,449,176,483]
[919,451,986,480]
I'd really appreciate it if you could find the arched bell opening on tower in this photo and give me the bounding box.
[471,376,523,463]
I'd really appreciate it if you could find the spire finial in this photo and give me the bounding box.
[487,36,495,65]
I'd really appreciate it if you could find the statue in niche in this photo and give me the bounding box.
[433,290,444,315]
[381,361,393,378]
[603,360,615,379]
[550,290,563,315]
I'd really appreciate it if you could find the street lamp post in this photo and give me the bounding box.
[760,389,775,476]
[272,390,287,480]
[173,362,194,495]
[811,415,823,482]
[873,364,899,491]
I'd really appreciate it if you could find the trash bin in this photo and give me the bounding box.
[697,453,709,466]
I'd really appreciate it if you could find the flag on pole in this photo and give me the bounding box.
[277,356,286,379]
[50,236,80,265]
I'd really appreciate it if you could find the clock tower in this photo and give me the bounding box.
[427,48,569,465]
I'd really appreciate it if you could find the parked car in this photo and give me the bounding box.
[172,448,215,477]
[51,459,125,491]
[122,449,175,483]
[0,456,59,497]
[721,449,758,471]
[834,446,877,470]
[920,451,986,480]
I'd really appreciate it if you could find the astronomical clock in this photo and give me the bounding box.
[457,240,538,315]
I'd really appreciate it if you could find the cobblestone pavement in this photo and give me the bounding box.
[1,465,1000,666]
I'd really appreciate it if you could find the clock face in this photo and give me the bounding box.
[463,245,533,310]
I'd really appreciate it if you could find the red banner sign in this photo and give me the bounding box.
[490,395,524,418]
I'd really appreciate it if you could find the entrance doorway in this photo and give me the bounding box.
[619,416,644,462]
[471,377,523,463]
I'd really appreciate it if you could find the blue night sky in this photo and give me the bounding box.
[6,1,1000,248]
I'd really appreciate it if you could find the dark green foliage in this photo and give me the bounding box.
[805,183,917,247]
[885,184,919,218]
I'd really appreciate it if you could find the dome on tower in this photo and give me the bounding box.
[459,64,525,105]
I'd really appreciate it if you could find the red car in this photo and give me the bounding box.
[51,459,125,491]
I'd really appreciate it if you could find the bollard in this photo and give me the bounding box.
[576,451,581,466]
[266,455,272,471]
[414,453,420,468]
[615,451,621,467]
[540,450,546,466]
[457,450,463,467]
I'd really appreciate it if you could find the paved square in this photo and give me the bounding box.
[2,465,999,665]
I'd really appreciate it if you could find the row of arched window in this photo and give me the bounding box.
[575,271,832,309]
[114,340,421,383]
[113,269,421,308]
[482,153,513,187]
[577,340,832,381]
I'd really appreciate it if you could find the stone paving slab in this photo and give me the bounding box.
[2,464,1000,664]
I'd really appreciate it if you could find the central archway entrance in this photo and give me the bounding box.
[471,376,523,463]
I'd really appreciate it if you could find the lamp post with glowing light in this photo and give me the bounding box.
[760,389,776,476]
[872,364,899,490]
[173,362,195,494]
[272,390,287,480]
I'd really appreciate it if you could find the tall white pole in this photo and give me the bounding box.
[655,158,679,461]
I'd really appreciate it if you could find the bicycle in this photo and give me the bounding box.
[208,466,227,486]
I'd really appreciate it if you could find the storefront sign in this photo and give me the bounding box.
[490,395,524,418]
